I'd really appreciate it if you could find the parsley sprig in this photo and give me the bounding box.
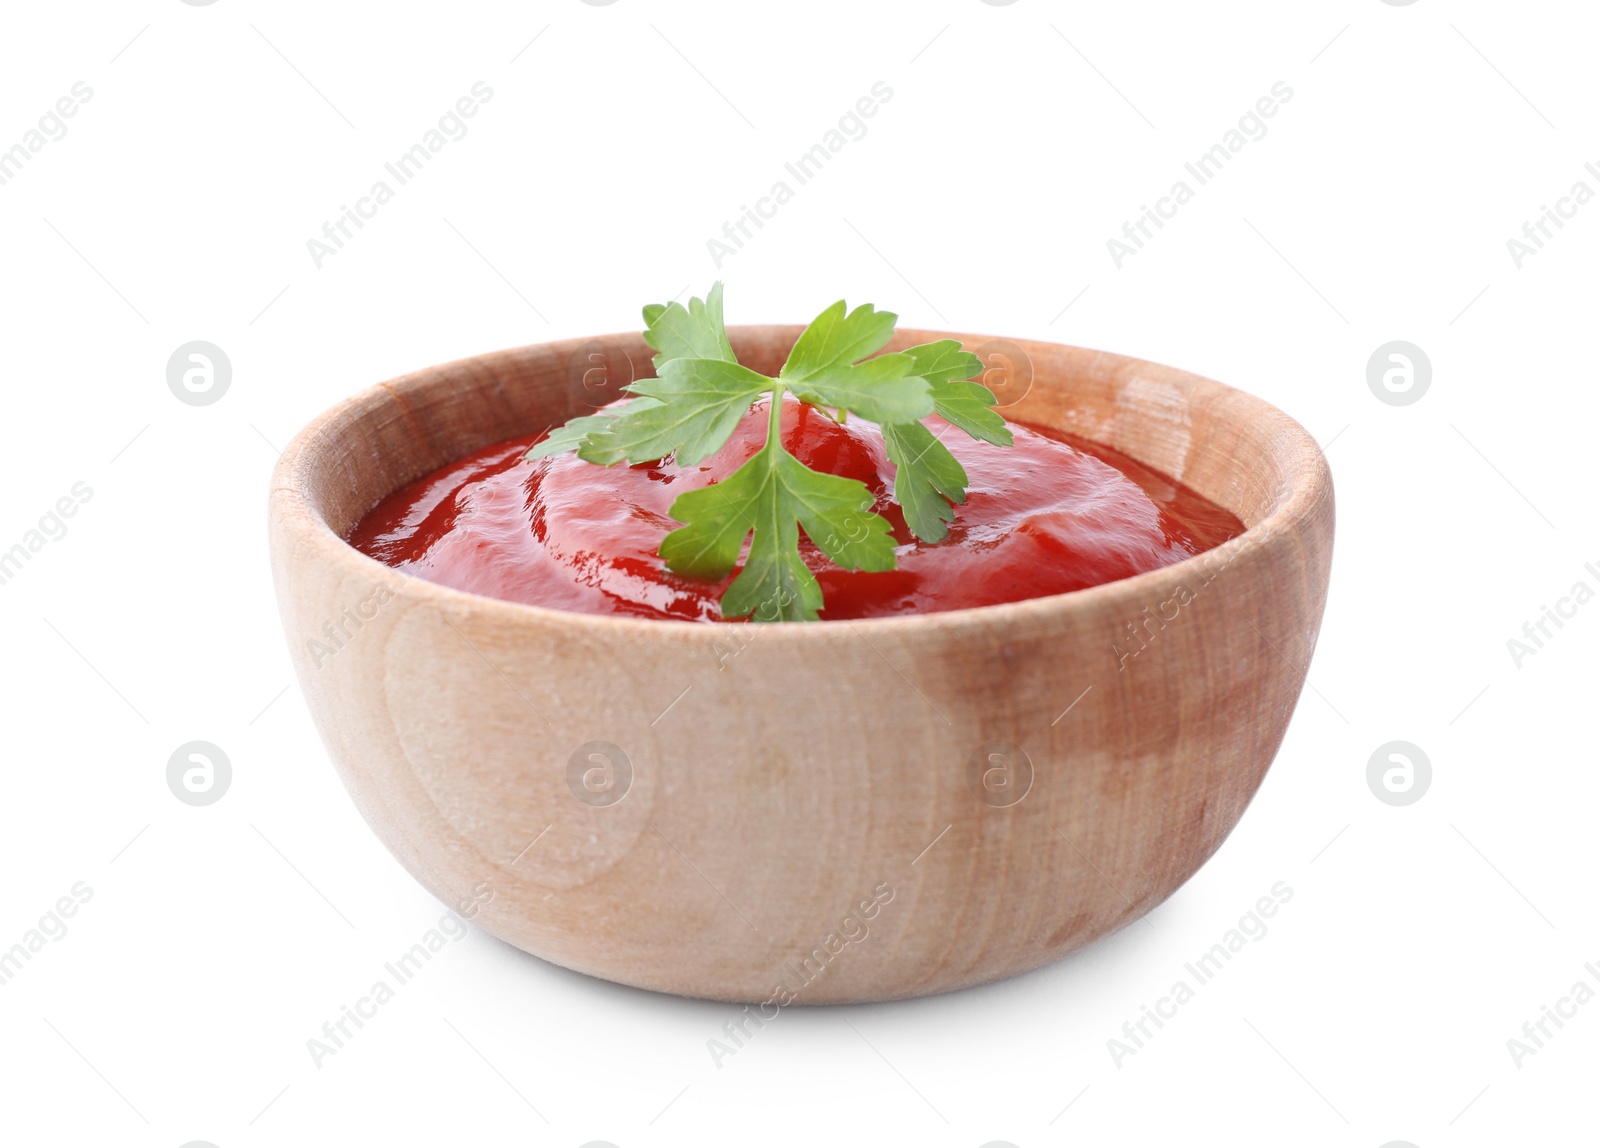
[529,283,1013,621]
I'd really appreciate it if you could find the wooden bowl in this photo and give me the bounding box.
[268,326,1334,1003]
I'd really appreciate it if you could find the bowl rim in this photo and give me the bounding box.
[271,326,1332,640]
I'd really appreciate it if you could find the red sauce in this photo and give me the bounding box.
[348,397,1243,622]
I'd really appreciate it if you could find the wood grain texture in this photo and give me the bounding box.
[268,326,1335,1003]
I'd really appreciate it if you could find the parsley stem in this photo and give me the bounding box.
[765,382,786,451]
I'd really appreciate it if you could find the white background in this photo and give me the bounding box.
[1,1,1596,1145]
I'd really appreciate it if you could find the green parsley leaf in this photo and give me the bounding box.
[873,341,1013,541]
[902,340,1013,447]
[779,300,934,425]
[882,420,968,543]
[526,416,608,461]
[641,281,737,370]
[661,419,896,621]
[600,358,769,466]
[787,353,935,425]
[526,398,659,465]
[781,299,897,377]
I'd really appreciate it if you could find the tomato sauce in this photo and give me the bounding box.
[348,396,1244,621]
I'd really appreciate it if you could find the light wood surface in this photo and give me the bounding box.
[268,326,1335,1003]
